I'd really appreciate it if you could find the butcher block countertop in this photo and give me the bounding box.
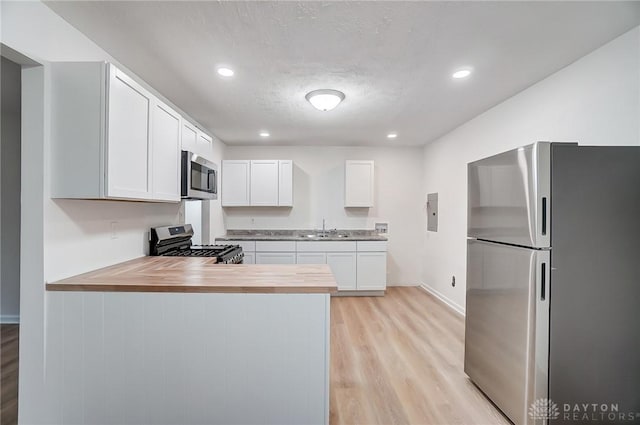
[46,257,338,294]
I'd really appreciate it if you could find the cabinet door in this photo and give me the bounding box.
[250,160,279,206]
[345,160,374,207]
[242,253,255,264]
[106,66,152,199]
[327,252,357,291]
[151,101,181,202]
[181,122,197,152]
[198,132,212,146]
[221,160,250,206]
[296,252,326,264]
[255,252,296,264]
[278,160,293,206]
[356,252,387,290]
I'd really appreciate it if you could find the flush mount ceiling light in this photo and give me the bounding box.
[452,68,472,79]
[259,131,270,137]
[387,133,398,139]
[217,67,234,77]
[305,89,345,111]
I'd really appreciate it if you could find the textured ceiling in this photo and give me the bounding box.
[45,1,640,146]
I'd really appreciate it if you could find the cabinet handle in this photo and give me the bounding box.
[541,263,546,301]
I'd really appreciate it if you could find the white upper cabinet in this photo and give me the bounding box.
[181,121,198,152]
[221,160,293,207]
[106,67,152,199]
[151,101,181,201]
[250,160,279,206]
[198,132,213,146]
[50,62,184,203]
[221,160,251,206]
[278,160,293,207]
[181,120,215,161]
[345,160,374,207]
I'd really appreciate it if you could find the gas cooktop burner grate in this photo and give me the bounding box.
[149,225,244,263]
[163,249,221,257]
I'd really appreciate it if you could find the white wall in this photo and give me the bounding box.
[224,146,424,286]
[1,1,225,282]
[1,57,22,322]
[422,27,640,313]
[0,2,225,422]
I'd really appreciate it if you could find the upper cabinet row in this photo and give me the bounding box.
[222,160,293,207]
[50,62,211,203]
[181,120,213,157]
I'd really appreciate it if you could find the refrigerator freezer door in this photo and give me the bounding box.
[465,239,549,425]
[468,142,551,248]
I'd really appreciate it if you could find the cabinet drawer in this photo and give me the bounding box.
[296,241,356,252]
[256,252,296,264]
[356,241,387,252]
[296,252,327,264]
[218,240,256,253]
[242,252,255,264]
[255,241,296,252]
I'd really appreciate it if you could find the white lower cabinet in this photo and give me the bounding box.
[326,253,357,291]
[242,252,255,264]
[256,252,296,264]
[221,238,386,292]
[296,252,327,264]
[356,252,387,290]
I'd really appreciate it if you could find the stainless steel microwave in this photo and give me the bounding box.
[181,151,217,200]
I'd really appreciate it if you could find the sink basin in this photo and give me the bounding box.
[300,233,349,239]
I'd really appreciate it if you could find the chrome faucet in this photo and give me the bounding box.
[321,218,326,236]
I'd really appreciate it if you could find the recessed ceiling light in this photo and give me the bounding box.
[305,89,345,111]
[387,133,398,139]
[452,69,472,79]
[259,132,270,137]
[217,67,234,77]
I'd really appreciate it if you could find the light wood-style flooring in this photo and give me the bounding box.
[1,288,509,425]
[1,324,18,425]
[330,287,509,425]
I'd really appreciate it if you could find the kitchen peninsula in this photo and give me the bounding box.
[45,258,336,425]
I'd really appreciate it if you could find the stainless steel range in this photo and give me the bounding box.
[150,224,244,264]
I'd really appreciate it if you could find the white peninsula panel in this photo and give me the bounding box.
[44,291,330,425]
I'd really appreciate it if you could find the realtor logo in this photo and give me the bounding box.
[530,398,560,420]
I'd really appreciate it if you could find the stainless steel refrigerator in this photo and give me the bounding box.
[464,142,640,425]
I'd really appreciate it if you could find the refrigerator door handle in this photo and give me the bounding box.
[541,197,548,236]
[541,263,546,300]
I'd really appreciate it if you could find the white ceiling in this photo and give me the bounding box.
[46,1,640,146]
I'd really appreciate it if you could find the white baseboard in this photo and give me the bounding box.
[387,282,421,287]
[419,283,465,316]
[0,314,20,324]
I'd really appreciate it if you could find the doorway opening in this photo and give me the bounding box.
[1,51,22,425]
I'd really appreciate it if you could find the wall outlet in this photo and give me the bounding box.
[375,222,388,234]
[110,221,118,239]
[451,276,456,287]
